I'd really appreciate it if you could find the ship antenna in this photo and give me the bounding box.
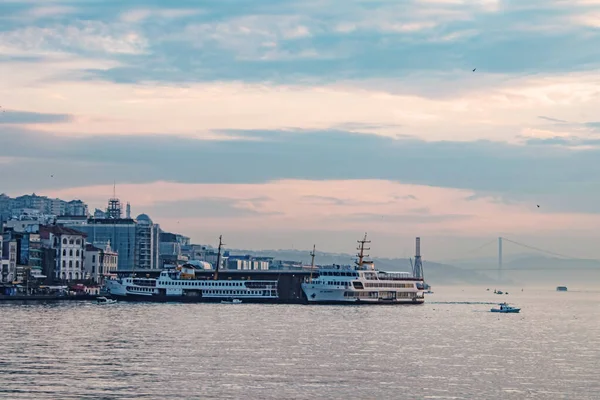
[214,235,225,280]
[355,232,371,268]
[309,244,316,283]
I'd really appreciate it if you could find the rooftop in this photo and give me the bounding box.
[40,225,87,238]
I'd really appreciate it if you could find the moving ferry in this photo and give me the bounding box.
[301,234,425,305]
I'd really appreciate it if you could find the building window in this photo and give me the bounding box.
[63,249,66,256]
[76,239,81,245]
[62,260,66,269]
[76,261,79,269]
[92,265,95,273]
[76,250,79,257]
[69,260,72,268]
[63,238,67,245]
[69,239,74,245]
[92,255,96,262]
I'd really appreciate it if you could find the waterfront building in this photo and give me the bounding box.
[84,242,118,284]
[159,231,190,268]
[271,259,304,270]
[227,255,270,270]
[39,225,86,281]
[1,239,17,283]
[63,218,136,270]
[0,234,3,280]
[59,198,159,271]
[40,248,56,285]
[4,219,42,233]
[135,214,160,270]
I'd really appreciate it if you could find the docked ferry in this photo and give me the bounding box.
[301,234,425,305]
[105,268,279,303]
[105,236,279,303]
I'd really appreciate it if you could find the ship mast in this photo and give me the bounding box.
[214,235,225,280]
[355,233,371,268]
[309,244,316,283]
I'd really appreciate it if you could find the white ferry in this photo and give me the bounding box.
[105,269,279,303]
[105,236,279,303]
[301,235,425,305]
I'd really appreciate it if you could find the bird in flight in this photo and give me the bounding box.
[537,205,540,208]
[472,68,476,72]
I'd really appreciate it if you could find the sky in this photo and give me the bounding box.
[1,0,600,261]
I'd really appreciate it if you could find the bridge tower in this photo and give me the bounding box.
[413,237,424,280]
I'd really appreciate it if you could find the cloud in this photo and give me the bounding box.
[119,8,203,23]
[41,180,600,245]
[3,127,600,217]
[538,116,569,123]
[2,0,599,85]
[145,198,282,219]
[29,5,76,17]
[1,67,600,144]
[0,21,148,56]
[0,109,72,124]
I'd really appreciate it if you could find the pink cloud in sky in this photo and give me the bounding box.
[45,179,600,242]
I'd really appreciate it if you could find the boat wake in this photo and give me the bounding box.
[429,301,498,305]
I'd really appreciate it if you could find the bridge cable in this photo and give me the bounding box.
[501,237,598,261]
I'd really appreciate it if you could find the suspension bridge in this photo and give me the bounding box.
[446,236,600,280]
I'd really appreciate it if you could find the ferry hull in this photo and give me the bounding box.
[108,293,303,304]
[305,299,425,305]
[302,285,425,305]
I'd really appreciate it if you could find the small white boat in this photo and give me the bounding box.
[490,302,520,313]
[97,296,117,305]
[221,299,242,304]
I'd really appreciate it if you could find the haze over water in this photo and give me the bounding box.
[1,288,598,399]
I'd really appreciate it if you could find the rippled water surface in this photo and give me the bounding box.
[1,287,599,399]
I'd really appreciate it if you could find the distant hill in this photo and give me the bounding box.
[228,248,495,285]
[450,254,600,287]
[224,247,600,287]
